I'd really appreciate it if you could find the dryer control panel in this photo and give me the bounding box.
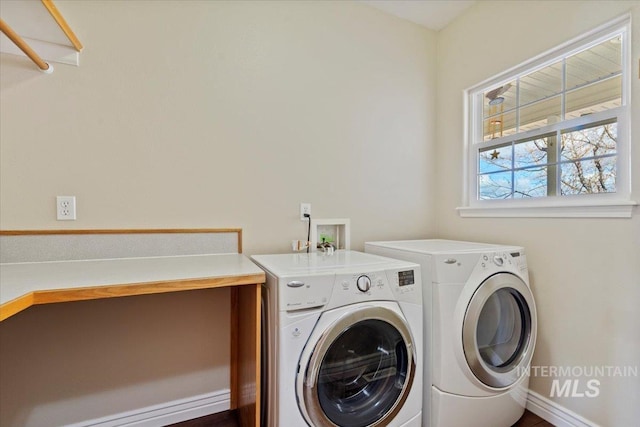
[478,250,528,276]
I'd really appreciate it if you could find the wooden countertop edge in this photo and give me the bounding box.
[0,272,265,322]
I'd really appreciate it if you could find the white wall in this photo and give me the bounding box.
[0,1,436,425]
[436,1,640,425]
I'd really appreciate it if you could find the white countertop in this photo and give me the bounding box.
[0,253,265,317]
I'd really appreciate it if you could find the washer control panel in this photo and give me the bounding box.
[356,275,372,292]
[336,271,389,298]
[280,274,335,312]
[327,267,421,309]
[278,264,421,312]
[260,252,421,313]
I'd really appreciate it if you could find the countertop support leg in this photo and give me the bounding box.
[230,284,261,427]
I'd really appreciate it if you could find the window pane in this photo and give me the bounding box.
[483,110,517,141]
[518,95,561,133]
[483,81,516,118]
[561,121,617,161]
[514,167,548,198]
[479,144,512,173]
[514,136,549,168]
[479,172,513,200]
[472,28,627,205]
[566,36,621,91]
[519,63,563,106]
[560,156,616,195]
[565,75,621,119]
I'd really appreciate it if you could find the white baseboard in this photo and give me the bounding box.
[67,389,231,427]
[526,390,600,427]
[68,387,598,427]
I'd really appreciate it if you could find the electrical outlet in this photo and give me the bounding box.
[56,196,76,220]
[300,203,311,221]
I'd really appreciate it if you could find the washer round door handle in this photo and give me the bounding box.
[356,275,371,292]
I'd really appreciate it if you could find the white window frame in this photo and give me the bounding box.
[459,15,636,218]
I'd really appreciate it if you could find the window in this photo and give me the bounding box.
[461,16,635,218]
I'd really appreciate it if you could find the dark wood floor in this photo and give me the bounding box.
[169,409,552,427]
[167,410,238,427]
[511,409,555,427]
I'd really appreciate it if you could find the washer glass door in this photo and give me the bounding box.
[463,272,536,388]
[301,307,415,427]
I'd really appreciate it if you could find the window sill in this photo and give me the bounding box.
[457,200,637,218]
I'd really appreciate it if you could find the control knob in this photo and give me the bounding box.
[356,275,371,293]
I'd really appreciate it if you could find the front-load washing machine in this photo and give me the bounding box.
[365,240,537,427]
[251,251,423,427]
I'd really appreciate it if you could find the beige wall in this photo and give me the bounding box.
[0,0,436,253]
[0,289,231,426]
[436,1,640,426]
[0,1,436,425]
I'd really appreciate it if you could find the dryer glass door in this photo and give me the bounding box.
[301,307,415,427]
[463,272,536,389]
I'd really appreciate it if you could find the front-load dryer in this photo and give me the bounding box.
[365,240,537,427]
[251,251,423,427]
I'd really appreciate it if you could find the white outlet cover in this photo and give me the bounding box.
[300,203,311,221]
[56,196,76,220]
